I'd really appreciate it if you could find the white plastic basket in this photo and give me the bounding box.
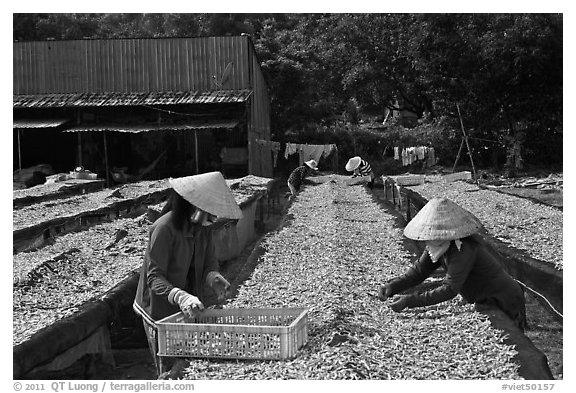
[393,175,425,186]
[156,307,309,360]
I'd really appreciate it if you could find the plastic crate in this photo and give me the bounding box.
[393,174,425,186]
[156,307,309,360]
[69,171,98,180]
[443,171,472,182]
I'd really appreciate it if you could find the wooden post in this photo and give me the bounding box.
[77,133,83,167]
[17,129,22,171]
[75,110,83,168]
[334,147,339,174]
[384,178,388,201]
[194,130,199,174]
[103,132,110,187]
[406,197,412,222]
[456,104,477,181]
[452,138,465,172]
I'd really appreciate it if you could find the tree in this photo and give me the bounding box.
[13,13,563,171]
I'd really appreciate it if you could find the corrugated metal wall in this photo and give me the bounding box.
[14,37,251,94]
[247,41,272,178]
[13,35,272,178]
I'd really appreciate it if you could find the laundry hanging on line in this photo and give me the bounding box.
[396,146,437,167]
[284,143,338,166]
[256,139,282,167]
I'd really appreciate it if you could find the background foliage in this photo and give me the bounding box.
[13,13,563,176]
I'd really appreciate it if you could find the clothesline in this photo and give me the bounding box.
[256,139,338,167]
[284,142,337,165]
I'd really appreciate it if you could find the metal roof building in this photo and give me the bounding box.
[13,36,272,181]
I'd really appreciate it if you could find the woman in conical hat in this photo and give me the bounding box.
[378,197,527,331]
[133,171,242,373]
[287,159,319,200]
[345,156,375,188]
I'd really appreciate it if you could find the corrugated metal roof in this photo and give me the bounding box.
[13,90,253,109]
[64,120,239,133]
[13,119,71,128]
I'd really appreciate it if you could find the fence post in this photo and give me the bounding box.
[406,196,412,222]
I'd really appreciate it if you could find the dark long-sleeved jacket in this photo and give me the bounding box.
[133,211,219,323]
[287,165,311,191]
[386,235,525,322]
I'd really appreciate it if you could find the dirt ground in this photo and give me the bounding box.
[524,292,563,379]
[495,187,563,209]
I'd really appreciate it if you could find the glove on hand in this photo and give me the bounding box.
[389,294,411,312]
[169,288,204,318]
[378,284,394,301]
[211,273,231,303]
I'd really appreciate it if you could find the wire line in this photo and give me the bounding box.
[515,278,563,320]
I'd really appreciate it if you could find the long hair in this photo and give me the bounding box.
[162,189,195,231]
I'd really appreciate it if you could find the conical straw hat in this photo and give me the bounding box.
[345,156,361,172]
[403,197,482,241]
[169,172,243,220]
[305,159,319,171]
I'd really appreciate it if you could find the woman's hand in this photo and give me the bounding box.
[172,289,205,318]
[389,295,411,312]
[378,284,393,301]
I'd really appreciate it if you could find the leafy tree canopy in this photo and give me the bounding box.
[13,13,563,170]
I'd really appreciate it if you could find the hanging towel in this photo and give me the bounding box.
[428,147,436,166]
[256,139,282,167]
[284,143,300,159]
[394,146,400,160]
[270,141,281,167]
[300,144,325,166]
[322,144,337,158]
[416,146,425,160]
[407,147,416,164]
[401,148,408,166]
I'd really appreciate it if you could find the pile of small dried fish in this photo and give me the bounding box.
[12,209,160,346]
[180,175,521,380]
[409,176,563,270]
[13,176,272,347]
[13,180,169,231]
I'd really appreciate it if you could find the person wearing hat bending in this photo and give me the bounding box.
[133,171,242,372]
[378,197,527,331]
[287,159,319,200]
[345,156,374,188]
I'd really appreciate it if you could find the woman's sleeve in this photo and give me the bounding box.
[405,284,458,308]
[387,250,440,295]
[147,224,176,297]
[203,229,221,288]
[404,242,477,308]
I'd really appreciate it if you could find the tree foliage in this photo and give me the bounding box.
[13,13,563,171]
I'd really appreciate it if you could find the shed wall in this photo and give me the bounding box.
[247,42,272,178]
[14,37,252,94]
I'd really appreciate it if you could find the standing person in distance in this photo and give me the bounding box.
[287,159,319,200]
[133,171,242,373]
